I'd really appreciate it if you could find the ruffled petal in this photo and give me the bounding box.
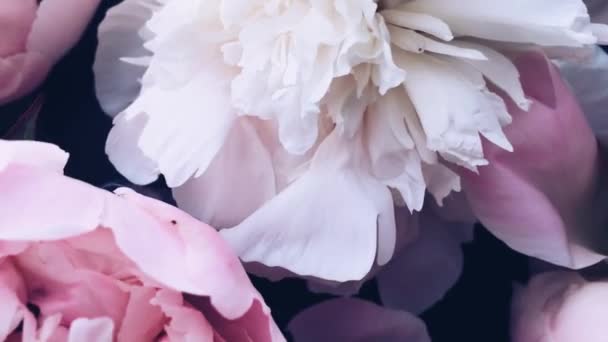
[151,290,214,341]
[94,0,160,116]
[288,298,430,342]
[0,141,284,341]
[459,52,605,268]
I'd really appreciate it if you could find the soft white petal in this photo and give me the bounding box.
[94,0,160,116]
[221,131,396,281]
[173,118,276,228]
[401,0,599,46]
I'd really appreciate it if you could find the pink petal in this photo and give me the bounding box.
[0,52,50,105]
[151,290,215,342]
[14,244,129,327]
[377,211,473,314]
[0,0,36,57]
[512,271,608,342]
[288,298,430,342]
[558,46,608,145]
[0,261,26,341]
[458,52,605,268]
[26,0,100,63]
[117,287,165,342]
[0,139,68,172]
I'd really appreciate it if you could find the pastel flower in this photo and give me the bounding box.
[0,139,284,342]
[511,271,608,342]
[95,0,606,281]
[0,0,101,104]
[288,298,430,342]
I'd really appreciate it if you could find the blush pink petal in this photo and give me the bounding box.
[512,271,608,342]
[0,0,101,104]
[0,0,36,56]
[458,52,605,268]
[151,290,215,341]
[288,298,430,342]
[377,210,473,314]
[558,46,608,145]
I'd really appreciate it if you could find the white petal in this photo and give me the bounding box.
[381,9,454,41]
[395,51,511,170]
[388,26,486,60]
[173,118,276,229]
[221,131,396,281]
[422,163,461,206]
[366,90,426,212]
[106,112,159,185]
[401,0,599,46]
[450,41,531,111]
[94,0,160,116]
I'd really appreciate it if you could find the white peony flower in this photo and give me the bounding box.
[94,0,606,282]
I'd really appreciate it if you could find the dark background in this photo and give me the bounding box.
[3,1,533,340]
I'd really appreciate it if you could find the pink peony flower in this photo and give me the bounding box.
[511,271,608,342]
[288,298,430,342]
[0,0,101,105]
[0,139,284,341]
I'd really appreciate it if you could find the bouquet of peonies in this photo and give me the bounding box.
[2,0,608,340]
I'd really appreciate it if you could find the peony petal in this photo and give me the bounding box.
[117,287,165,342]
[0,261,26,341]
[94,0,160,116]
[0,53,51,105]
[105,112,160,185]
[0,139,68,173]
[512,271,608,342]
[459,52,605,268]
[0,0,37,57]
[221,130,396,282]
[288,298,430,342]
[377,211,473,314]
[401,0,600,46]
[557,46,608,145]
[114,65,236,187]
[173,118,276,228]
[67,317,114,342]
[26,0,101,63]
[151,290,214,342]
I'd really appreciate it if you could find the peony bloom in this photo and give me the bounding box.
[95,0,607,281]
[511,271,608,342]
[0,0,101,105]
[0,140,284,341]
